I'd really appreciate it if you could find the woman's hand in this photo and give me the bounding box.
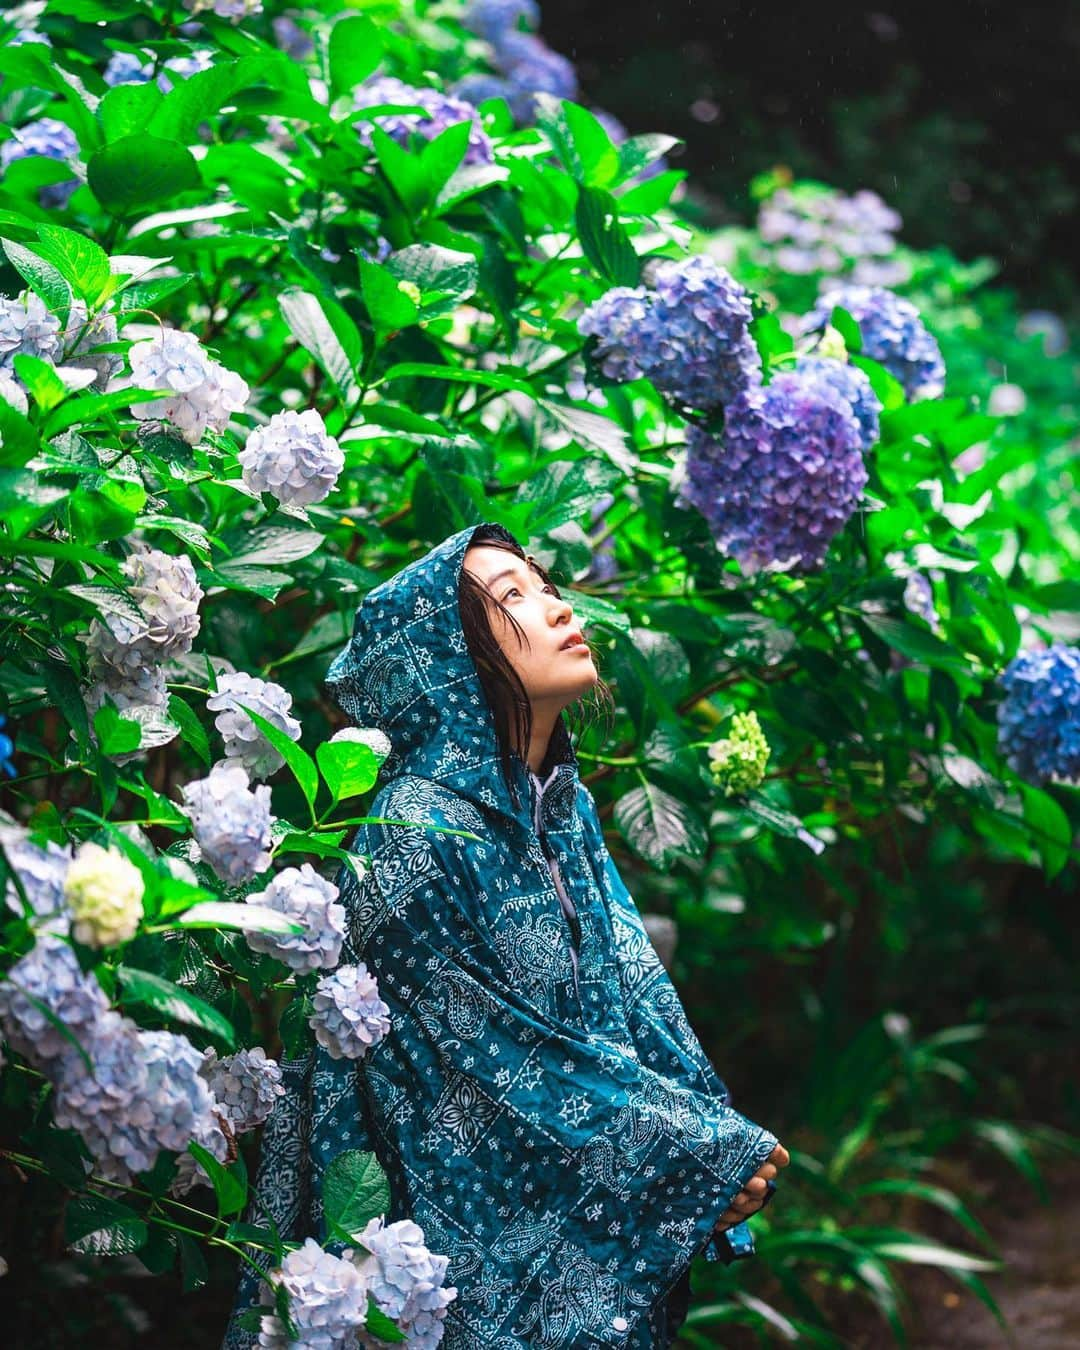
[713,1142,790,1233]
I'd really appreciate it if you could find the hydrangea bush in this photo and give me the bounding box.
[0,0,1075,1345]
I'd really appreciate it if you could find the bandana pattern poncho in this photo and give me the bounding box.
[222,522,778,1349]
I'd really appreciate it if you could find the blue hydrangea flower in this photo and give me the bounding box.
[0,715,14,778]
[463,0,540,41]
[452,73,517,109]
[802,284,945,401]
[579,255,761,413]
[179,762,274,884]
[353,77,494,167]
[0,829,72,934]
[243,864,346,973]
[795,355,882,452]
[676,368,867,573]
[996,643,1080,785]
[103,51,154,86]
[256,1238,371,1350]
[491,31,578,119]
[352,1216,458,1342]
[309,963,391,1061]
[0,118,80,208]
[0,936,108,1062]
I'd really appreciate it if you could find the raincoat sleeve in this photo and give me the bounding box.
[576,782,770,1266]
[331,778,779,1347]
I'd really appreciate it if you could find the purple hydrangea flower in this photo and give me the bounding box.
[996,643,1080,785]
[462,0,540,41]
[256,1238,371,1350]
[903,572,940,629]
[0,936,108,1061]
[179,762,274,884]
[451,73,516,109]
[237,408,344,508]
[128,328,249,445]
[579,255,761,413]
[103,51,154,86]
[677,368,867,573]
[1,829,72,935]
[243,864,346,973]
[206,671,302,781]
[353,1216,458,1347]
[0,118,80,208]
[271,15,315,61]
[803,284,945,401]
[308,963,391,1061]
[63,301,123,391]
[353,77,494,167]
[491,31,578,120]
[795,355,882,452]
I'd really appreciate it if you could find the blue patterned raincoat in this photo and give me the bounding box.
[223,522,779,1348]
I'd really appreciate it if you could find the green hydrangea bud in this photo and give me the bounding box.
[708,711,771,796]
[63,841,144,948]
[816,323,849,362]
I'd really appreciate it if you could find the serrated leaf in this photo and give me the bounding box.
[188,1141,247,1218]
[323,1149,391,1242]
[613,781,706,868]
[31,224,112,305]
[225,526,323,568]
[66,1194,148,1255]
[116,965,236,1048]
[278,289,361,399]
[239,705,317,813]
[575,185,640,286]
[316,738,380,804]
[1020,784,1072,881]
[12,352,68,413]
[93,702,142,756]
[169,902,304,935]
[87,135,201,215]
[168,694,210,767]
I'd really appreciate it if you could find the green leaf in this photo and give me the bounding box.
[1020,784,1072,880]
[534,96,619,187]
[239,705,318,813]
[829,305,863,353]
[615,133,679,184]
[115,965,236,1049]
[278,993,314,1058]
[223,525,324,568]
[613,781,707,868]
[169,901,304,935]
[0,394,40,466]
[741,796,828,854]
[278,289,361,398]
[359,260,420,338]
[575,185,640,286]
[66,1194,148,1256]
[322,1149,391,1242]
[87,136,201,216]
[11,353,69,413]
[168,694,211,768]
[99,81,165,144]
[316,738,381,804]
[93,702,142,756]
[188,1140,247,1218]
[363,1301,406,1343]
[31,224,112,305]
[383,243,478,319]
[2,237,72,316]
[328,14,383,99]
[178,1231,209,1292]
[858,612,977,684]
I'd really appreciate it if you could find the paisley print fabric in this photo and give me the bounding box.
[222,522,778,1348]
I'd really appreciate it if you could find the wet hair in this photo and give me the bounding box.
[459,523,615,800]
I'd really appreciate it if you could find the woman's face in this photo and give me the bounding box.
[462,545,599,711]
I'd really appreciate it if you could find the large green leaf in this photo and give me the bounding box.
[575,185,640,286]
[328,14,383,98]
[613,781,707,868]
[87,135,201,215]
[66,1194,148,1256]
[278,289,362,398]
[240,705,318,813]
[323,1149,391,1242]
[115,965,236,1049]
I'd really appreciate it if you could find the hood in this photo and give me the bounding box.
[324,522,581,838]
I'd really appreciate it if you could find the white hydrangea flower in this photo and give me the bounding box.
[0,368,29,414]
[206,671,302,780]
[128,328,249,445]
[238,409,344,507]
[0,292,62,369]
[200,1045,284,1132]
[63,841,144,948]
[328,726,392,766]
[184,0,263,21]
[179,762,274,884]
[309,963,391,1061]
[0,828,72,936]
[244,864,345,973]
[256,1237,371,1350]
[353,1217,458,1349]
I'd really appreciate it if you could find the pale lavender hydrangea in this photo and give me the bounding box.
[451,73,516,109]
[803,284,946,401]
[63,302,122,391]
[272,16,315,61]
[128,328,250,445]
[309,964,391,1061]
[677,368,867,573]
[353,77,494,167]
[0,117,80,208]
[256,1238,372,1350]
[53,1015,224,1183]
[85,548,203,701]
[201,1046,284,1132]
[206,671,302,780]
[795,355,882,452]
[996,643,1080,786]
[244,865,345,973]
[354,1217,458,1350]
[579,255,761,413]
[0,292,62,370]
[103,51,154,86]
[758,186,906,281]
[238,409,344,508]
[1,829,72,935]
[184,0,263,21]
[903,572,939,629]
[0,368,29,414]
[179,762,274,884]
[491,31,578,112]
[0,936,108,1061]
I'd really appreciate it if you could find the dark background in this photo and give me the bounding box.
[542,0,1079,308]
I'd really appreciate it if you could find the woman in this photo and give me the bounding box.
[224,521,788,1349]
